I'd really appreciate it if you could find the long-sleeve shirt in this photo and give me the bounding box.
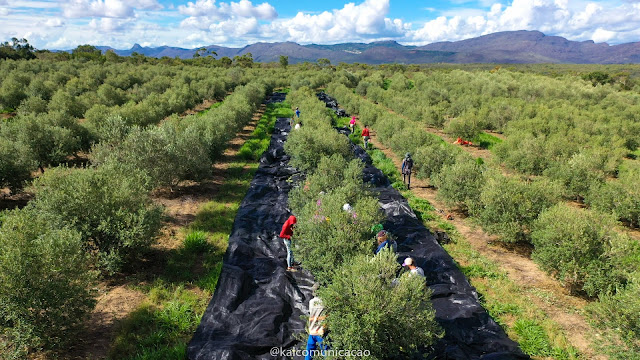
[308,297,327,336]
[279,215,296,240]
[375,240,390,254]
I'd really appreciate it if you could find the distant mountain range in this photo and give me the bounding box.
[92,30,640,64]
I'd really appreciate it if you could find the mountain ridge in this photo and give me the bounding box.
[89,30,640,64]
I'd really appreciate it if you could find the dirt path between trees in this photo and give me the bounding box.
[65,103,267,360]
[368,132,609,360]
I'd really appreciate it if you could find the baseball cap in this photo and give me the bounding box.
[403,257,414,267]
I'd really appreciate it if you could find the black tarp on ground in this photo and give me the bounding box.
[349,142,528,360]
[189,112,529,359]
[188,117,316,360]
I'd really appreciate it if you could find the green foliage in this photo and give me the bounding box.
[237,102,293,161]
[285,126,352,171]
[284,88,352,171]
[279,55,289,68]
[414,142,460,180]
[511,319,576,358]
[48,88,86,117]
[493,134,551,175]
[587,165,640,227]
[444,113,483,140]
[0,75,27,110]
[471,132,503,150]
[318,251,441,359]
[582,71,613,86]
[109,286,205,360]
[473,174,562,243]
[183,82,266,161]
[183,231,210,253]
[0,137,37,192]
[589,275,640,352]
[0,207,96,355]
[289,155,383,283]
[71,44,103,62]
[16,95,48,116]
[544,147,624,200]
[531,204,634,296]
[91,121,211,188]
[29,164,163,273]
[0,38,35,60]
[431,156,485,211]
[2,111,83,170]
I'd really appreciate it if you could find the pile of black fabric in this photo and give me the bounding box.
[317,91,348,117]
[266,92,287,104]
[188,102,528,359]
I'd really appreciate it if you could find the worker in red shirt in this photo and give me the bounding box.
[361,124,370,149]
[279,215,297,271]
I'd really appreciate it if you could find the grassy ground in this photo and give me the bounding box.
[365,143,580,360]
[107,101,293,360]
[238,101,293,160]
[472,132,503,150]
[195,101,223,116]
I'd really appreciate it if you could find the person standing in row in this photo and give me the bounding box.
[306,283,329,359]
[280,215,297,271]
[295,107,301,119]
[349,115,357,134]
[401,153,414,190]
[361,124,370,149]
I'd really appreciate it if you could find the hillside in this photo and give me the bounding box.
[87,30,640,64]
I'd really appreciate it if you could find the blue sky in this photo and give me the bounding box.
[0,0,638,49]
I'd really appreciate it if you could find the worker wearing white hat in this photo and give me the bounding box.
[402,257,425,277]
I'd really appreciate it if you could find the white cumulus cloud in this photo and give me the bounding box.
[179,0,277,41]
[179,0,276,19]
[266,0,407,44]
[62,0,162,19]
[41,18,65,27]
[408,0,640,45]
[89,17,134,32]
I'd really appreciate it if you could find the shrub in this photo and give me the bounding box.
[473,174,562,243]
[387,126,438,156]
[0,137,37,192]
[97,83,127,107]
[289,156,384,283]
[431,156,485,211]
[16,95,48,116]
[589,275,640,348]
[4,112,81,171]
[531,204,630,296]
[586,166,640,228]
[544,147,624,200]
[29,164,163,273]
[413,142,460,180]
[318,250,441,359]
[493,134,550,175]
[444,113,483,140]
[284,126,352,172]
[0,207,96,355]
[0,76,27,110]
[91,121,211,188]
[48,88,86,118]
